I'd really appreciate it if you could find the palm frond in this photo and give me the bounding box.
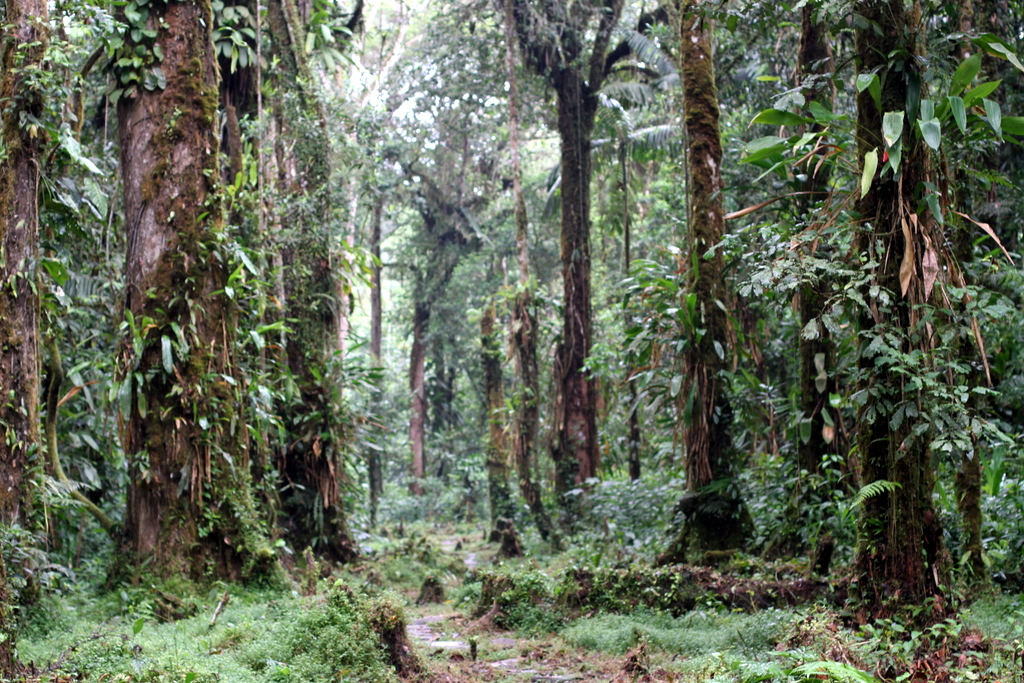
[623,30,676,77]
[600,80,658,108]
[628,124,682,157]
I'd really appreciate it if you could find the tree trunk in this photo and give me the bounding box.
[951,0,989,592]
[550,68,600,523]
[659,0,751,565]
[481,306,514,531]
[502,0,554,542]
[852,0,948,620]
[117,0,271,580]
[367,194,385,525]
[0,550,13,675]
[509,0,625,528]
[0,0,47,533]
[796,3,837,478]
[409,303,429,493]
[622,139,642,481]
[264,0,356,562]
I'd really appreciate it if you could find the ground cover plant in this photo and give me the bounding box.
[4,0,1024,681]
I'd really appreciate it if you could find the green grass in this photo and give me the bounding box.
[561,607,796,657]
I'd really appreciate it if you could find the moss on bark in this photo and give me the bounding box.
[116,0,273,581]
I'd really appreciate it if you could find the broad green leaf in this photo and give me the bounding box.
[861,148,878,198]
[882,111,904,147]
[856,73,881,110]
[984,98,1002,139]
[919,99,935,121]
[949,96,967,134]
[670,374,682,398]
[1002,116,1024,136]
[950,53,982,96]
[749,108,813,127]
[808,100,841,122]
[41,258,69,286]
[133,618,145,635]
[161,336,174,375]
[973,34,1024,73]
[740,136,787,164]
[926,194,944,226]
[919,118,941,150]
[963,80,1001,107]
[884,139,903,174]
[799,418,812,445]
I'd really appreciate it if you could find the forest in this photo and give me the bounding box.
[2,0,1024,680]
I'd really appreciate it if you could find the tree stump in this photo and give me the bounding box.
[496,518,522,558]
[417,575,445,605]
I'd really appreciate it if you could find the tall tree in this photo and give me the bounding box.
[509,0,626,523]
[116,0,271,579]
[2,0,48,664]
[501,0,555,541]
[481,303,514,532]
[851,0,948,619]
[0,0,48,537]
[263,0,361,562]
[658,0,751,564]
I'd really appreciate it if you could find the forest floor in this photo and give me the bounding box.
[13,521,1024,683]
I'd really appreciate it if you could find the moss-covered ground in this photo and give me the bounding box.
[12,522,1024,682]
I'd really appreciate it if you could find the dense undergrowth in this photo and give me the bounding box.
[9,503,1024,683]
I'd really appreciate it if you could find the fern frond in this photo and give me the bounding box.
[791,660,880,683]
[851,480,901,508]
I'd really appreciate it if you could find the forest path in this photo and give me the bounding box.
[399,526,622,682]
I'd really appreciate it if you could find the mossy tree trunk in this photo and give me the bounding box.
[502,0,555,542]
[481,305,514,532]
[659,0,751,565]
[264,0,357,562]
[796,3,837,479]
[851,0,948,620]
[117,0,271,580]
[0,0,47,536]
[951,0,990,592]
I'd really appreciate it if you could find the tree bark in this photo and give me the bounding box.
[852,0,948,620]
[796,3,837,479]
[550,66,601,516]
[659,0,751,564]
[409,303,429,492]
[0,0,47,533]
[367,194,384,525]
[510,0,626,527]
[264,0,356,562]
[502,0,554,541]
[117,0,271,580]
[481,306,514,531]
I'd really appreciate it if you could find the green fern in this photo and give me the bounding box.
[790,661,880,683]
[851,480,902,508]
